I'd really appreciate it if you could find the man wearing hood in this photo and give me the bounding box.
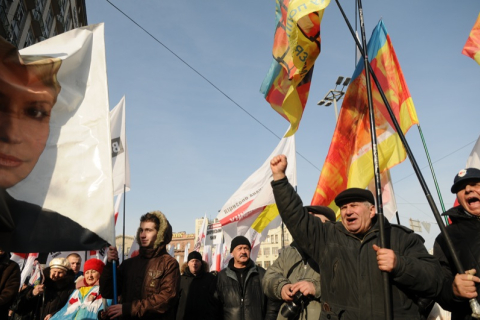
[434,168,480,320]
[176,251,219,320]
[100,211,180,320]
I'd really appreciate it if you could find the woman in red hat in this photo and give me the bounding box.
[50,258,111,320]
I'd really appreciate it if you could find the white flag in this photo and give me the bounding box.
[193,214,207,251]
[184,243,189,264]
[114,193,122,225]
[128,237,140,259]
[110,96,131,195]
[203,245,212,269]
[466,135,480,169]
[216,128,297,260]
[368,170,398,222]
[212,242,222,272]
[3,24,114,252]
[168,245,175,258]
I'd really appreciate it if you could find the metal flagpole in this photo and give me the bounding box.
[355,0,392,318]
[122,185,126,262]
[334,0,480,317]
[417,124,449,224]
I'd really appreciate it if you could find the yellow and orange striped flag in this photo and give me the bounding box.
[311,21,418,217]
[462,13,480,65]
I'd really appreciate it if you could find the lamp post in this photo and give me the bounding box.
[317,76,351,120]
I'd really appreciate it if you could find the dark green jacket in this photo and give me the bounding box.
[263,244,322,320]
[272,177,442,320]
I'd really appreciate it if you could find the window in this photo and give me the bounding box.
[176,243,181,250]
[264,261,271,268]
[275,235,278,244]
[264,248,270,256]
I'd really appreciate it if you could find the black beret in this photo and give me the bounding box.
[304,205,336,222]
[187,251,202,262]
[230,236,251,253]
[451,168,480,193]
[334,188,375,207]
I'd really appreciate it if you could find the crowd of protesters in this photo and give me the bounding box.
[1,163,480,319]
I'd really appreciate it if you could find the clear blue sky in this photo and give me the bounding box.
[85,0,479,249]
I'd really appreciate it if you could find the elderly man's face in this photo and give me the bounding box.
[0,72,56,189]
[232,245,250,267]
[340,201,375,235]
[457,180,480,216]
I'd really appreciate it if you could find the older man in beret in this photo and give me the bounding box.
[269,154,442,320]
[434,168,480,320]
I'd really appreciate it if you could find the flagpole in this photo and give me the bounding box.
[122,186,126,262]
[335,0,480,317]
[416,124,449,224]
[356,1,392,318]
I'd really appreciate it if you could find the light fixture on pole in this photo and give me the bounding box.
[317,76,351,120]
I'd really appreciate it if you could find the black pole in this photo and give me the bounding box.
[335,0,480,317]
[395,211,400,225]
[122,185,126,262]
[356,1,393,319]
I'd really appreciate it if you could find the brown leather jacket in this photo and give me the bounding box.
[100,211,180,319]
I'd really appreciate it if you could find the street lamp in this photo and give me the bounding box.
[317,76,351,120]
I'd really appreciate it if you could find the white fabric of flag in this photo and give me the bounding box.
[467,134,480,168]
[367,170,398,221]
[193,214,207,251]
[202,245,212,269]
[6,24,114,250]
[184,243,189,264]
[114,193,122,225]
[110,96,131,195]
[168,245,175,258]
[128,237,140,259]
[217,128,297,259]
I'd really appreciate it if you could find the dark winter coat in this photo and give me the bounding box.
[176,261,219,320]
[215,258,278,320]
[100,211,180,320]
[15,267,75,320]
[0,252,20,320]
[434,206,480,320]
[272,177,443,320]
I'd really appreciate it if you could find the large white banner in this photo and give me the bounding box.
[217,129,297,257]
[0,24,114,252]
[110,96,131,195]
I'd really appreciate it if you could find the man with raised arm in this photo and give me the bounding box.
[270,154,442,320]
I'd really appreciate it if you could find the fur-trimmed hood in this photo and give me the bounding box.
[135,210,172,250]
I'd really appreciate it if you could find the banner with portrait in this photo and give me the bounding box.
[0,24,114,252]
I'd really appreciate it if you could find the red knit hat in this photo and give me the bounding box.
[83,258,105,274]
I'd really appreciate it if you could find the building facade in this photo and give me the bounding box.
[168,231,195,265]
[255,224,292,269]
[0,0,87,49]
